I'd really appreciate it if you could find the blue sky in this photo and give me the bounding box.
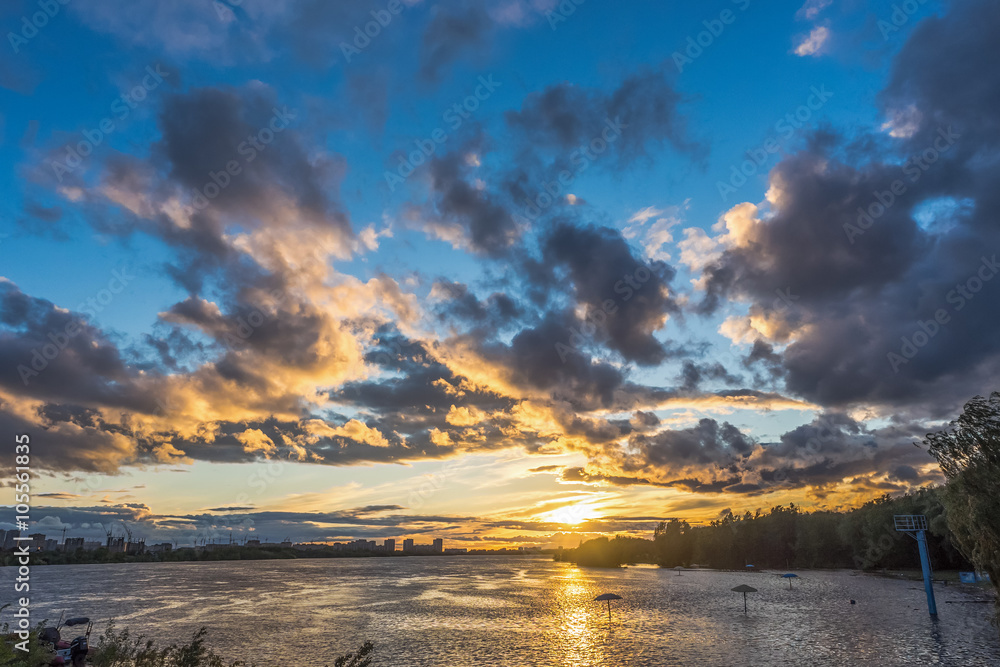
[3,0,997,548]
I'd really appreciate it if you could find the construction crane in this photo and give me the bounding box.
[101,523,114,547]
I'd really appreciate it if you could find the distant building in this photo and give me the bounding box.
[148,543,173,554]
[402,538,443,554]
[82,541,103,551]
[4,531,19,550]
[443,548,467,554]
[383,539,395,553]
[354,539,376,551]
[106,536,126,554]
[29,534,46,552]
[64,537,85,550]
[44,539,59,552]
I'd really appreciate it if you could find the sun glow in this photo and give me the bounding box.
[542,504,599,525]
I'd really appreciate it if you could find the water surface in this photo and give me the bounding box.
[11,557,1000,666]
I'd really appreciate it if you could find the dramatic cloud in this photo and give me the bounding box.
[4,0,998,548]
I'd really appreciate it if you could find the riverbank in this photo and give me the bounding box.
[863,568,995,593]
[0,545,545,568]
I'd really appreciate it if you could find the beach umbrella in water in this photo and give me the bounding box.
[781,573,799,589]
[731,584,758,614]
[674,566,684,576]
[594,593,623,620]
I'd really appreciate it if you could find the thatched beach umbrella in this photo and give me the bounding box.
[594,593,623,620]
[731,584,758,614]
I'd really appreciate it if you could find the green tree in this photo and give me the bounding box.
[925,392,1000,629]
[653,519,692,567]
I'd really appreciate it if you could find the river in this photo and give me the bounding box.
[9,557,1000,666]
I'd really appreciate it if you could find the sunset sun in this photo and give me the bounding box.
[543,504,598,526]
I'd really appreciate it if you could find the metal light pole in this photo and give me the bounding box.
[894,515,937,617]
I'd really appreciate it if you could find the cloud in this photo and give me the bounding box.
[505,69,696,165]
[796,0,832,21]
[559,413,940,498]
[417,147,524,256]
[794,25,830,57]
[419,4,492,82]
[693,0,1000,415]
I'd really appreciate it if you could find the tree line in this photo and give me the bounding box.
[555,488,967,570]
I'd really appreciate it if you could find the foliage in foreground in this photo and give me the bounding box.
[0,604,55,667]
[1,613,373,667]
[927,391,1000,632]
[89,623,374,667]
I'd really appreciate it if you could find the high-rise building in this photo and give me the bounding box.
[384,539,395,553]
[433,538,443,553]
[403,538,414,552]
[64,537,85,550]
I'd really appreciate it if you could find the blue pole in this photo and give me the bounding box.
[916,530,938,617]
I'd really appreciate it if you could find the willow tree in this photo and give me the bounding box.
[925,392,1000,627]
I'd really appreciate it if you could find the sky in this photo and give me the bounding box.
[1,0,998,549]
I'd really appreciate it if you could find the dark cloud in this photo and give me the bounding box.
[882,0,1000,153]
[157,87,349,235]
[0,281,157,412]
[559,413,940,497]
[421,147,523,256]
[419,4,492,83]
[629,418,755,469]
[483,309,625,410]
[431,280,524,334]
[695,0,1000,414]
[677,360,741,391]
[505,69,696,164]
[540,221,680,366]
